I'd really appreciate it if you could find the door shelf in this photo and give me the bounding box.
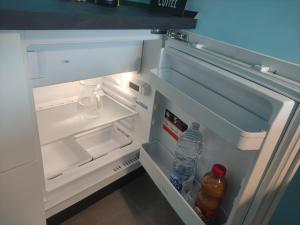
[140,141,206,225]
[148,70,267,151]
[37,95,137,145]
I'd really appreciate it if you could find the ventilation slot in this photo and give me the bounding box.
[122,154,139,167]
[113,165,122,172]
[112,154,139,173]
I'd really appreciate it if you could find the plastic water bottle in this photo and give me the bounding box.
[170,122,203,199]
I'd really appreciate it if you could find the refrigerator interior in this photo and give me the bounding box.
[32,73,153,217]
[27,35,295,225]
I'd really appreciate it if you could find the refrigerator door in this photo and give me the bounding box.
[139,39,295,225]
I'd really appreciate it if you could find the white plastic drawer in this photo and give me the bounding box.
[75,125,132,159]
[41,138,92,180]
[28,41,143,87]
[140,142,206,225]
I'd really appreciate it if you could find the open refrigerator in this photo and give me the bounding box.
[1,30,299,225]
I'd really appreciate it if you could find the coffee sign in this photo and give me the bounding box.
[151,0,188,16]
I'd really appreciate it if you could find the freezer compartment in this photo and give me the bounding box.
[36,95,137,145]
[75,125,133,159]
[27,41,143,87]
[148,69,267,151]
[41,139,92,180]
[32,73,149,215]
[140,141,207,225]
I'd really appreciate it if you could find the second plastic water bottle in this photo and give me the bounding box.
[170,122,203,198]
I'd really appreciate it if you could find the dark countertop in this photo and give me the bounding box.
[0,0,197,30]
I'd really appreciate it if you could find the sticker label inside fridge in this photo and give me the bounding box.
[163,109,188,141]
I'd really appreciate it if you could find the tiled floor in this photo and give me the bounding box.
[60,173,184,225]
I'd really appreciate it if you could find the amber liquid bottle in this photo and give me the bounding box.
[194,164,226,224]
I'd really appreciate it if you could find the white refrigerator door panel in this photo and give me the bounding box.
[140,39,295,225]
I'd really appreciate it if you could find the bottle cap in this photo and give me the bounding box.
[212,164,226,177]
[191,122,200,130]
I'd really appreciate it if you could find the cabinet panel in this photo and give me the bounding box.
[0,33,39,173]
[0,162,46,225]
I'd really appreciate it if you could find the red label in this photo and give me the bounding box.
[163,109,188,141]
[163,124,179,141]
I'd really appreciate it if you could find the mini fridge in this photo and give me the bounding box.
[0,30,299,225]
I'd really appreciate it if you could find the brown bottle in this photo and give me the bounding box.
[194,164,226,224]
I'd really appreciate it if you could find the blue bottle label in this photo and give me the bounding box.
[170,176,183,192]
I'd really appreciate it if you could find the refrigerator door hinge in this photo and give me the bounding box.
[165,30,206,50]
[166,29,189,43]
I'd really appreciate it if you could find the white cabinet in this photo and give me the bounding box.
[0,162,46,225]
[0,33,46,225]
[0,34,39,173]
